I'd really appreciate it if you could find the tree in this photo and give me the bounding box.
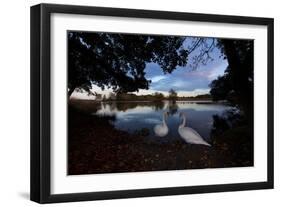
[168,89,177,101]
[186,37,253,119]
[205,39,254,127]
[153,92,164,100]
[218,39,253,105]
[108,92,116,101]
[68,32,188,97]
[210,39,254,119]
[95,93,102,101]
[209,67,232,101]
[102,95,107,101]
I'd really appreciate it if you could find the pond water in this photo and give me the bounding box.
[92,101,232,143]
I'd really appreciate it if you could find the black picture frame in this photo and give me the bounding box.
[30,3,274,204]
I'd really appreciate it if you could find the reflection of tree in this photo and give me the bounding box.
[101,101,116,111]
[152,101,165,111]
[115,102,137,111]
[168,89,177,102]
[211,108,246,136]
[115,101,164,112]
[105,100,175,114]
[69,99,102,114]
[210,108,253,166]
[71,100,166,114]
[167,101,178,115]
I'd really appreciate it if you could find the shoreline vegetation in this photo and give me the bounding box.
[70,92,219,103]
[68,101,253,175]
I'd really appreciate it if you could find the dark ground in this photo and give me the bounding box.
[68,105,253,175]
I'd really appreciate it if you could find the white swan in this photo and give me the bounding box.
[153,111,169,137]
[178,112,211,146]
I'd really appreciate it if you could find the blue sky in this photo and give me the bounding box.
[135,38,228,96]
[72,37,228,99]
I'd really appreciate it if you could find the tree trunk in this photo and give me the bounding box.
[68,87,75,98]
[221,40,243,92]
[221,40,253,123]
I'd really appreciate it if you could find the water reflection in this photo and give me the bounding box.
[167,101,178,115]
[211,107,246,136]
[87,100,232,142]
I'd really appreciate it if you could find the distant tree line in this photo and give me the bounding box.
[94,88,211,102]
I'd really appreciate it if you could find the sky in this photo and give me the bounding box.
[72,37,228,99]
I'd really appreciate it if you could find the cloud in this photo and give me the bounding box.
[143,41,228,93]
[150,75,166,83]
[146,59,228,92]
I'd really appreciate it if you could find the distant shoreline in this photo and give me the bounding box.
[69,98,228,104]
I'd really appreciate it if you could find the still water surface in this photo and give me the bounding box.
[93,101,232,143]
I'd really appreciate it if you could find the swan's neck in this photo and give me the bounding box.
[179,116,186,128]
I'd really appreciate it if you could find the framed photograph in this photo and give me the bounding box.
[30,3,274,203]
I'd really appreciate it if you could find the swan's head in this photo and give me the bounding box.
[164,111,169,117]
